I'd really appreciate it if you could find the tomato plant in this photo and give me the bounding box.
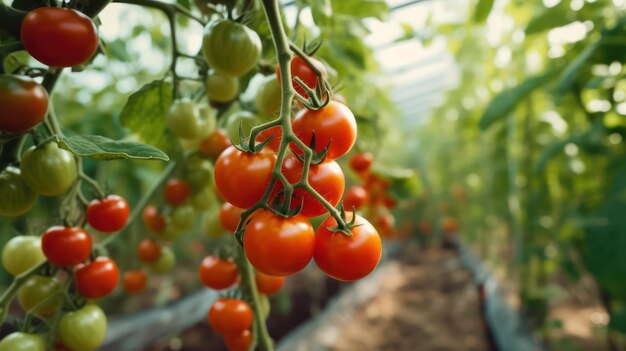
[21,7,98,67]
[214,146,276,209]
[0,167,36,217]
[243,211,315,276]
[0,75,48,133]
[276,55,327,99]
[20,142,77,197]
[202,20,261,77]
[314,214,382,282]
[198,256,239,290]
[208,298,253,336]
[256,125,282,152]
[58,304,107,351]
[75,257,120,299]
[291,101,357,160]
[1,235,45,276]
[42,226,92,267]
[87,195,130,233]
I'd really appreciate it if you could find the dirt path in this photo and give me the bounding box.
[331,245,494,351]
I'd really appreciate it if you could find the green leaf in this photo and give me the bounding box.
[525,3,571,35]
[57,135,169,161]
[556,40,602,94]
[479,70,558,130]
[119,80,175,152]
[473,0,494,23]
[332,0,389,20]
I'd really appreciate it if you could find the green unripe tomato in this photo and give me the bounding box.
[147,246,175,274]
[0,167,36,217]
[0,332,45,351]
[1,235,45,276]
[58,304,107,351]
[18,275,62,317]
[202,210,227,238]
[186,156,214,191]
[199,105,217,137]
[206,71,239,102]
[202,20,261,77]
[167,99,204,140]
[156,224,183,242]
[20,142,77,197]
[2,51,31,75]
[255,74,282,118]
[170,204,195,231]
[225,110,263,143]
[191,187,217,211]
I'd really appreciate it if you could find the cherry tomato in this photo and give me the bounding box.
[167,99,205,140]
[349,152,374,173]
[225,111,263,143]
[342,185,368,210]
[0,332,45,351]
[206,71,239,102]
[202,20,261,77]
[18,275,62,317]
[137,239,161,263]
[0,75,48,133]
[191,186,217,211]
[75,257,119,299]
[58,304,107,351]
[256,125,282,152]
[224,329,252,351]
[170,204,195,231]
[143,205,166,232]
[164,178,191,205]
[186,156,214,191]
[0,167,36,217]
[86,195,129,233]
[383,196,397,209]
[376,211,395,237]
[243,211,314,276]
[147,246,175,274]
[122,270,148,294]
[208,298,253,336]
[1,235,45,276]
[42,226,92,267]
[255,74,281,117]
[198,256,239,290]
[442,217,459,234]
[276,56,327,99]
[291,101,357,160]
[314,214,382,282]
[214,146,276,209]
[219,202,243,232]
[20,142,77,197]
[156,225,184,242]
[21,8,98,67]
[255,271,285,295]
[200,129,232,161]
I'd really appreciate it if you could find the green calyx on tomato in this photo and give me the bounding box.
[1,235,45,276]
[20,142,77,197]
[18,275,62,317]
[0,167,36,217]
[0,75,48,133]
[205,71,239,102]
[58,304,107,351]
[202,20,262,77]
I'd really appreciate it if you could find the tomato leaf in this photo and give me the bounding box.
[478,70,558,130]
[119,80,176,152]
[57,135,169,161]
[473,0,494,23]
[556,40,601,94]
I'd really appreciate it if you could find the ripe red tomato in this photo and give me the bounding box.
[20,8,98,67]
[86,195,130,233]
[256,125,282,152]
[137,239,161,263]
[164,179,191,205]
[200,129,232,161]
[292,101,356,160]
[276,56,327,99]
[42,226,92,267]
[255,271,285,296]
[279,156,344,217]
[314,214,382,282]
[224,329,252,351]
[208,298,253,336]
[219,202,243,232]
[143,205,166,232]
[75,257,119,299]
[214,146,276,209]
[349,152,374,173]
[122,270,148,294]
[442,217,459,234]
[198,256,239,290]
[0,76,48,133]
[342,186,368,210]
[243,210,314,276]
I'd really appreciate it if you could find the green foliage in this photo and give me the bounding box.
[473,0,494,23]
[57,135,169,161]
